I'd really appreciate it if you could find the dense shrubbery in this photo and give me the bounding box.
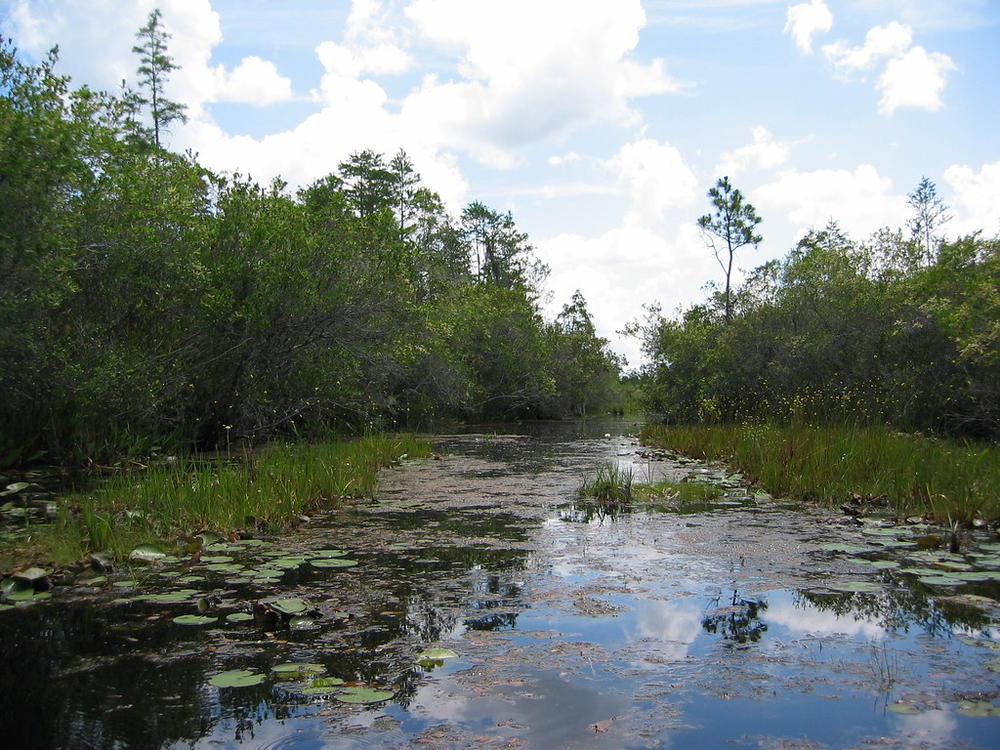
[633,221,999,439]
[0,41,622,466]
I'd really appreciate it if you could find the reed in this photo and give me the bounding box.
[640,423,1000,523]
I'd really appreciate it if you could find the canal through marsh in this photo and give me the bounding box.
[3,419,1000,749]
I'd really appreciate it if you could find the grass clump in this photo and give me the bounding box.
[633,480,722,504]
[4,434,431,568]
[640,423,1000,523]
[580,463,634,502]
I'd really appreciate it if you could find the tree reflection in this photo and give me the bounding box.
[701,589,769,644]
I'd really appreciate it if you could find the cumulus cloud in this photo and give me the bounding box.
[604,139,699,225]
[754,164,909,239]
[943,160,1000,236]
[547,152,582,167]
[823,21,913,75]
[877,46,956,114]
[821,20,955,114]
[784,0,833,54]
[402,0,683,159]
[715,126,791,177]
[213,56,293,104]
[537,222,714,366]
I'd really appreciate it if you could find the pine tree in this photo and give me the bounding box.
[132,9,187,148]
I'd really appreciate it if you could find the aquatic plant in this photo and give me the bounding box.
[579,463,633,503]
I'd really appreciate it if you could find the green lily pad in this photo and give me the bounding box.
[129,544,168,562]
[311,558,358,569]
[196,532,224,546]
[200,555,234,564]
[173,614,217,625]
[861,527,903,536]
[270,558,308,569]
[7,588,51,601]
[178,575,205,583]
[986,657,1000,672]
[334,686,394,704]
[917,576,964,586]
[417,647,459,661]
[209,669,264,688]
[0,482,30,496]
[311,549,348,558]
[269,598,308,615]
[77,575,107,585]
[143,590,199,604]
[856,559,900,569]
[956,700,1000,717]
[0,604,15,612]
[204,564,244,574]
[828,581,882,593]
[307,677,345,690]
[14,567,50,583]
[820,543,870,553]
[233,538,270,547]
[888,703,924,715]
[899,567,946,576]
[272,662,325,677]
[226,612,255,623]
[937,594,998,610]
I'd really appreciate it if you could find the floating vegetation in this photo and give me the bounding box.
[334,686,394,704]
[311,558,358,569]
[209,669,265,688]
[272,663,325,678]
[173,614,217,625]
[827,581,882,593]
[226,612,254,623]
[417,647,459,667]
[128,544,168,562]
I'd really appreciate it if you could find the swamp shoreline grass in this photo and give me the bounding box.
[641,423,1000,524]
[1,434,431,572]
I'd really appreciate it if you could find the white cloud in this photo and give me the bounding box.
[213,56,293,105]
[547,152,582,167]
[784,0,833,54]
[823,21,913,75]
[538,222,715,366]
[604,139,699,226]
[943,160,1000,236]
[877,46,956,114]
[715,126,791,177]
[754,164,909,239]
[403,0,683,159]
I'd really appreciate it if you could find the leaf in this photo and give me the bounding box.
[0,482,30,496]
[226,612,254,623]
[311,558,358,569]
[417,647,459,661]
[209,669,264,688]
[129,544,168,562]
[334,686,394,704]
[269,598,308,615]
[172,614,217,625]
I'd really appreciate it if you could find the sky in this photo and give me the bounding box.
[3,0,998,367]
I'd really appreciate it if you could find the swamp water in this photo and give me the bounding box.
[2,419,1000,749]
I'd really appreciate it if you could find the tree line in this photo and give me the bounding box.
[0,29,623,466]
[633,177,999,439]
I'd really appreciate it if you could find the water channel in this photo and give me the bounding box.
[2,419,999,748]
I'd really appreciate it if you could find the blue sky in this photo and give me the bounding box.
[3,0,998,365]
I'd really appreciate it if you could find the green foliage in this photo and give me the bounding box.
[636,215,999,439]
[641,423,1000,522]
[580,463,634,502]
[0,39,624,468]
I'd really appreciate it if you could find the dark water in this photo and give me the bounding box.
[2,419,1000,749]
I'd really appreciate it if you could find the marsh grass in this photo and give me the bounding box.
[580,463,634,502]
[8,434,431,567]
[641,423,1000,522]
[633,480,723,504]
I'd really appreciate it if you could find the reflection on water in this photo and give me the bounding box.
[2,418,999,749]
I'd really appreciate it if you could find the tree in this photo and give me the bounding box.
[132,9,187,148]
[907,176,951,266]
[697,176,763,322]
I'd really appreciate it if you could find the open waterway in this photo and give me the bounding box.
[2,419,1000,748]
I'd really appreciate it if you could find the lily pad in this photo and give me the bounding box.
[7,588,51,602]
[226,612,255,623]
[199,555,234,564]
[956,700,1000,718]
[820,543,870,553]
[856,559,900,569]
[0,482,30,496]
[272,662,325,677]
[204,563,244,574]
[129,544,168,562]
[269,598,308,615]
[173,614,217,625]
[209,669,264,688]
[196,532,224,546]
[14,567,50,584]
[143,590,199,604]
[334,686,394,704]
[888,703,924,715]
[917,575,964,586]
[986,657,1000,672]
[311,549,348,558]
[828,581,882,593]
[311,558,358,569]
[417,647,459,661]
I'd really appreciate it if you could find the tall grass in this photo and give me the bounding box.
[9,434,431,566]
[580,463,634,502]
[641,423,1000,523]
